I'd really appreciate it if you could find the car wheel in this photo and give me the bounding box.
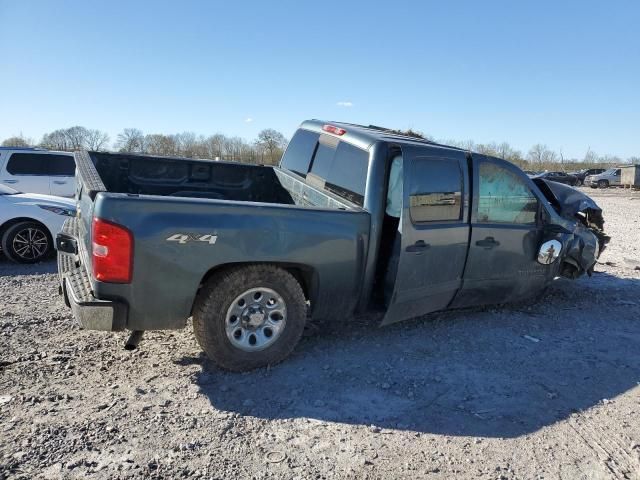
[597,180,609,189]
[1,221,53,264]
[193,265,306,371]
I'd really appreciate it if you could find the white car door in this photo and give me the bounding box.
[0,151,51,195]
[47,153,76,197]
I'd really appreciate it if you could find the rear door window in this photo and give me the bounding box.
[5,153,48,175]
[48,155,76,176]
[409,157,463,222]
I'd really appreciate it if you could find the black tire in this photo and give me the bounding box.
[597,179,609,189]
[1,221,53,264]
[193,265,306,371]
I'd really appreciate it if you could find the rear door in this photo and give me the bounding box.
[451,156,551,308]
[0,152,51,194]
[47,153,76,197]
[381,147,470,325]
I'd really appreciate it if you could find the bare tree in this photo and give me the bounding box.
[116,128,145,153]
[255,129,287,165]
[145,134,177,156]
[63,126,89,150]
[527,144,557,164]
[583,148,598,164]
[86,129,110,151]
[41,129,70,150]
[2,135,32,147]
[203,134,225,160]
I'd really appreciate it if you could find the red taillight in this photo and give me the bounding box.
[322,124,346,136]
[92,218,133,283]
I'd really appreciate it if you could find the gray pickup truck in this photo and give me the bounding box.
[57,120,608,371]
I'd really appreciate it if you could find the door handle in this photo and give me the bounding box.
[3,179,18,184]
[53,180,68,185]
[405,240,431,253]
[475,237,500,249]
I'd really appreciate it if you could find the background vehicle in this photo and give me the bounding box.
[0,184,75,263]
[0,147,76,197]
[586,168,622,188]
[569,168,606,186]
[57,120,607,371]
[532,171,580,186]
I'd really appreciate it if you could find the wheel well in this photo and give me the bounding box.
[0,217,53,245]
[195,262,318,313]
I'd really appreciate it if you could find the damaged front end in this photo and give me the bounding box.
[534,179,610,279]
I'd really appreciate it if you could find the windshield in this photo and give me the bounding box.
[0,184,20,195]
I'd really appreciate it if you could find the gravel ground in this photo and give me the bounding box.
[1,188,639,480]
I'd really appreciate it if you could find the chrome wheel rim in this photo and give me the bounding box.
[12,228,49,260]
[225,287,287,352]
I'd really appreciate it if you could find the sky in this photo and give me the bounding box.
[0,0,638,159]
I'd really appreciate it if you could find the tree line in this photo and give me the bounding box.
[1,126,288,165]
[2,126,638,170]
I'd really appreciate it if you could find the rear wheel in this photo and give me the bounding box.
[193,265,306,371]
[1,221,52,264]
[597,179,609,188]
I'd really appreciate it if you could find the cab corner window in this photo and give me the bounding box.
[280,129,319,178]
[477,162,538,225]
[409,157,462,223]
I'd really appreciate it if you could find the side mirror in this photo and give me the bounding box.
[537,239,562,265]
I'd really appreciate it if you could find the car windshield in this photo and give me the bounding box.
[0,184,20,195]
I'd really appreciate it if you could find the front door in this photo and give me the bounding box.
[451,157,553,308]
[381,147,470,325]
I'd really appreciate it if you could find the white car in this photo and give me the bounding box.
[0,147,76,197]
[0,184,75,263]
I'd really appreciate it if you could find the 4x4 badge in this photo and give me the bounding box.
[166,233,218,245]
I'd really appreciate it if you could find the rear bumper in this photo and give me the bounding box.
[57,223,127,331]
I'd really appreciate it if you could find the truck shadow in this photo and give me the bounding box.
[184,272,640,438]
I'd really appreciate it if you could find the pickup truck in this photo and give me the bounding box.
[57,120,608,371]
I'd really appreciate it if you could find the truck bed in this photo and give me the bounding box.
[82,151,355,210]
[64,151,371,332]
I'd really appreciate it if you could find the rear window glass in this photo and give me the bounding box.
[6,153,48,175]
[324,141,368,206]
[280,129,319,177]
[309,134,339,180]
[48,155,75,176]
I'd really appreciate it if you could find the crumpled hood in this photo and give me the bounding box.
[540,180,604,229]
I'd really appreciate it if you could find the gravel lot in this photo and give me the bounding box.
[1,188,639,480]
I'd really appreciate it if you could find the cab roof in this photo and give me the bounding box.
[300,119,466,153]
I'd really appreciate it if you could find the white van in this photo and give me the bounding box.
[0,147,76,197]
